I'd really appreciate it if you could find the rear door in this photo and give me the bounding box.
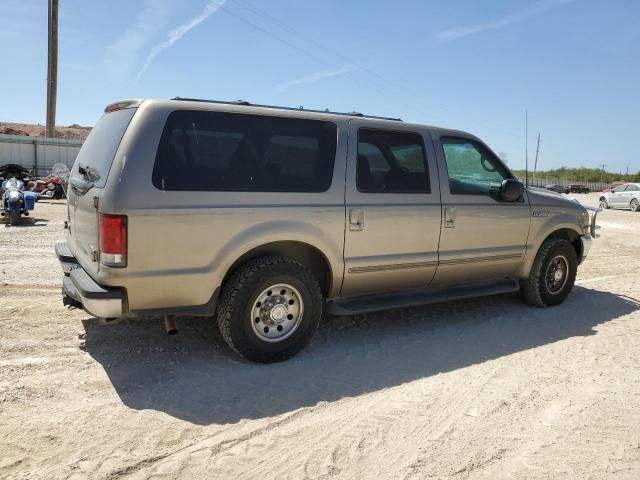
[67,106,137,274]
[431,133,530,285]
[341,121,441,296]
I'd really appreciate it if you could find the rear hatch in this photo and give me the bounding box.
[67,102,138,276]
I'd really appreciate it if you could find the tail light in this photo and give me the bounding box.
[99,214,127,267]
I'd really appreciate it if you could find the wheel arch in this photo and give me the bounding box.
[514,223,583,279]
[221,241,334,297]
[545,228,582,260]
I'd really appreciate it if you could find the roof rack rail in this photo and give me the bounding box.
[171,97,402,122]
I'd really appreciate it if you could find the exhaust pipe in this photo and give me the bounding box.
[164,315,178,335]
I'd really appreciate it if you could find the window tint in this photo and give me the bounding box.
[153,110,337,192]
[72,108,136,188]
[441,137,511,196]
[356,129,429,193]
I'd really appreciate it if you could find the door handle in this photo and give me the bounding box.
[349,208,364,231]
[444,207,456,228]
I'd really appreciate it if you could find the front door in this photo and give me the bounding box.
[341,122,442,297]
[609,184,629,207]
[431,134,531,285]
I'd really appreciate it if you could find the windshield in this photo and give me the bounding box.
[71,108,136,188]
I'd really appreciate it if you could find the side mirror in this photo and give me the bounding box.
[499,179,524,202]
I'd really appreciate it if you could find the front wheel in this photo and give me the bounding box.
[521,238,578,307]
[216,256,323,363]
[631,199,640,212]
[599,198,609,209]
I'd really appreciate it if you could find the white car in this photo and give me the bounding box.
[600,183,640,211]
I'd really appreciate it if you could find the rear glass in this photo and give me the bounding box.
[152,110,337,192]
[72,108,135,188]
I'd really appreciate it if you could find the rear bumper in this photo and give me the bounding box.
[56,241,125,318]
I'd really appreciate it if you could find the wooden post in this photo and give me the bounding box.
[46,0,59,138]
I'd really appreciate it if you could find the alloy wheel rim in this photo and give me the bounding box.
[250,283,304,342]
[545,255,569,295]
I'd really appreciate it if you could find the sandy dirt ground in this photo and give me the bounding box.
[1,193,639,480]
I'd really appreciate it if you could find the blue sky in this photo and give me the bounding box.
[0,0,638,172]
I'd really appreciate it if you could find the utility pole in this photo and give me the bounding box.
[533,133,541,177]
[525,110,528,187]
[46,0,59,138]
[600,164,607,184]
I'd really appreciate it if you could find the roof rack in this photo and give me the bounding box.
[171,97,402,122]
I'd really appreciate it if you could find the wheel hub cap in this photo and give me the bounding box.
[271,304,287,322]
[545,255,569,295]
[251,283,304,342]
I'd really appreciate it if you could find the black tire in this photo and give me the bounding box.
[520,238,577,307]
[599,198,609,209]
[631,199,640,212]
[8,211,20,225]
[216,255,323,363]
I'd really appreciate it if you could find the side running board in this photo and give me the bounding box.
[327,279,520,316]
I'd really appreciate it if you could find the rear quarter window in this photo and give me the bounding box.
[72,108,136,189]
[152,110,338,192]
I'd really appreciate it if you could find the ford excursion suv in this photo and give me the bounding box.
[56,98,600,363]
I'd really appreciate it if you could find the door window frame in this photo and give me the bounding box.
[355,127,431,194]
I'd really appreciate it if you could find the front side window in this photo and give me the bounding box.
[153,110,337,192]
[613,185,628,193]
[441,137,510,196]
[356,129,429,193]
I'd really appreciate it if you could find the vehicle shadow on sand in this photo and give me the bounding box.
[81,286,639,425]
[1,217,49,227]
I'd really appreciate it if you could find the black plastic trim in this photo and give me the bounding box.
[55,241,78,265]
[327,279,520,316]
[69,268,124,300]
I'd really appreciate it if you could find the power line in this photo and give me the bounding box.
[220,2,419,109]
[220,7,335,70]
[232,0,417,96]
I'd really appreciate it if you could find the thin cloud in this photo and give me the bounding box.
[103,0,175,82]
[436,0,574,40]
[274,65,357,93]
[136,0,227,81]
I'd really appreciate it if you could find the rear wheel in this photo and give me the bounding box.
[631,199,639,212]
[521,238,577,307]
[216,255,323,363]
[7,211,20,225]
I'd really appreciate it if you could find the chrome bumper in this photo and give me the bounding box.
[56,241,125,319]
[580,234,592,263]
[586,207,602,238]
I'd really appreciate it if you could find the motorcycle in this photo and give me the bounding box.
[26,163,71,199]
[0,164,37,225]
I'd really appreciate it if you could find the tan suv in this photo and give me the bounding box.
[56,98,599,362]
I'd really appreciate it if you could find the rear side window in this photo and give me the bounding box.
[356,129,430,193]
[72,108,136,188]
[153,111,337,192]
